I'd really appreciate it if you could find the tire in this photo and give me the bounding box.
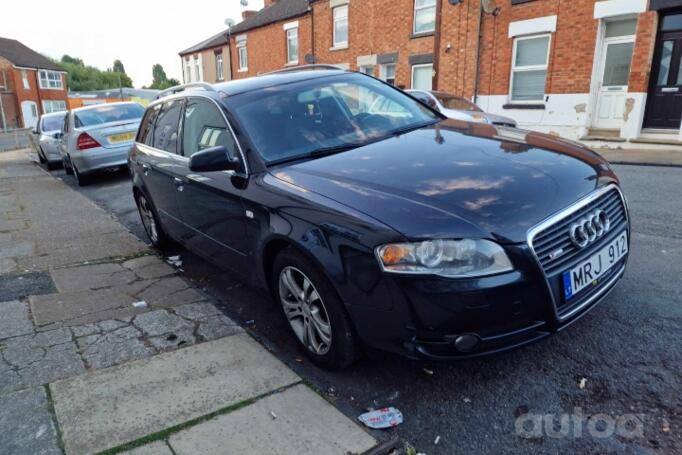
[72,164,89,186]
[37,148,46,164]
[272,247,360,369]
[46,160,58,171]
[134,191,168,248]
[63,156,73,175]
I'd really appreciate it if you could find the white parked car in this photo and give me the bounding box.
[406,90,517,127]
[59,102,144,186]
[33,111,67,170]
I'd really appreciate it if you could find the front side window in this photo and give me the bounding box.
[215,53,224,81]
[39,70,64,90]
[414,0,436,34]
[380,63,396,85]
[287,28,299,64]
[152,99,183,154]
[182,98,238,159]
[42,100,67,114]
[21,70,30,89]
[411,64,433,90]
[229,73,439,164]
[333,5,349,47]
[510,34,550,102]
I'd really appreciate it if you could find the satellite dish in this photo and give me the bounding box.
[304,54,316,64]
[240,0,248,6]
[481,0,498,14]
[224,18,235,27]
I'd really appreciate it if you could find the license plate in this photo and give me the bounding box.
[108,132,135,144]
[563,231,628,300]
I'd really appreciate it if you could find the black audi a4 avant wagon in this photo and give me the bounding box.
[129,66,630,369]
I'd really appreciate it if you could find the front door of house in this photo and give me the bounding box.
[594,19,637,129]
[644,13,682,129]
[21,101,38,129]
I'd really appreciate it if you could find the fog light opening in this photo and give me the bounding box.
[454,333,480,352]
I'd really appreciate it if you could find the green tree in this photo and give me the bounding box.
[148,64,180,90]
[112,59,126,74]
[57,55,133,91]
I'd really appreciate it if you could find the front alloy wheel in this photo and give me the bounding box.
[137,193,162,246]
[279,266,333,355]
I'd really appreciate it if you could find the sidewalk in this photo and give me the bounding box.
[0,150,378,455]
[594,147,682,167]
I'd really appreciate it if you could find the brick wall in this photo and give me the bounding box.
[311,0,435,88]
[629,11,657,93]
[229,15,313,78]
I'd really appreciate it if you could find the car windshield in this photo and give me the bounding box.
[42,115,64,132]
[74,104,144,128]
[230,73,440,164]
[433,93,482,112]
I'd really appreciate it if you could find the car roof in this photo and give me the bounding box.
[214,69,348,96]
[41,111,67,118]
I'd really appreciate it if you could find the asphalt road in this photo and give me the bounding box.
[45,161,681,454]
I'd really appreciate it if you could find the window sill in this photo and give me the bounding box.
[39,87,64,91]
[237,68,248,73]
[502,103,545,110]
[330,44,349,51]
[411,31,435,39]
[285,61,299,67]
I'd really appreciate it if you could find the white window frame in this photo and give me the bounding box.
[359,65,374,76]
[193,55,200,82]
[236,35,248,72]
[286,27,299,65]
[184,57,192,82]
[38,70,63,90]
[332,5,349,48]
[42,100,67,114]
[215,52,224,80]
[21,70,30,89]
[413,0,437,35]
[379,63,396,85]
[411,63,433,90]
[509,33,551,104]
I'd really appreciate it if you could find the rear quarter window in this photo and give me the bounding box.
[137,105,161,146]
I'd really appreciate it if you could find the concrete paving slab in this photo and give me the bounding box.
[50,334,300,455]
[169,384,377,455]
[0,387,62,455]
[0,300,34,340]
[50,262,137,293]
[0,271,56,302]
[120,441,174,455]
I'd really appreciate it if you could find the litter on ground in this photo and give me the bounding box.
[358,407,403,429]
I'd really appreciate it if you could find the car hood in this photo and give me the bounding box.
[269,119,617,243]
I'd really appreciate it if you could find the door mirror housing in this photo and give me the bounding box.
[188,146,240,173]
[52,132,63,140]
[32,129,39,135]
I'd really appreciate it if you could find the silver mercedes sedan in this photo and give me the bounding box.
[59,102,144,185]
[406,89,517,127]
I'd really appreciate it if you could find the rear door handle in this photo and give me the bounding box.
[174,177,184,192]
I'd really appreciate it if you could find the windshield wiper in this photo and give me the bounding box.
[389,120,439,137]
[268,142,363,166]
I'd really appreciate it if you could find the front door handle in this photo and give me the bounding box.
[174,177,184,192]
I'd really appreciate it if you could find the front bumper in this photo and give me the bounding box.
[70,144,131,174]
[345,185,630,360]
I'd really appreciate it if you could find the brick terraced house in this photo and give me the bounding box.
[0,37,68,130]
[181,0,682,144]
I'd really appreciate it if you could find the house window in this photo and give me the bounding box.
[380,63,396,85]
[237,35,248,71]
[185,57,192,82]
[286,27,299,64]
[215,52,224,80]
[411,64,433,90]
[510,34,550,102]
[42,100,67,114]
[193,55,200,82]
[21,70,30,89]
[39,70,63,90]
[414,0,436,35]
[333,5,349,48]
[360,65,374,76]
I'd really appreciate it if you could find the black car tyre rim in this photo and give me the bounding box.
[279,266,333,355]
[137,194,159,244]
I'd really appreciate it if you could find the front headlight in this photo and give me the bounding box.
[375,239,513,278]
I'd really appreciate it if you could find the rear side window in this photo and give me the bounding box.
[152,99,183,154]
[41,115,64,132]
[182,98,238,159]
[74,103,144,128]
[137,105,160,146]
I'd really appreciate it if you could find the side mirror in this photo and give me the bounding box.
[52,132,63,139]
[188,146,240,173]
[32,129,39,135]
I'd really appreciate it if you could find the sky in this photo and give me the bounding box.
[0,0,264,88]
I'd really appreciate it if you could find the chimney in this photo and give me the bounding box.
[242,10,257,19]
[263,0,278,7]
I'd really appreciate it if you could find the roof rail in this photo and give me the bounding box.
[155,82,216,100]
[259,64,348,77]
